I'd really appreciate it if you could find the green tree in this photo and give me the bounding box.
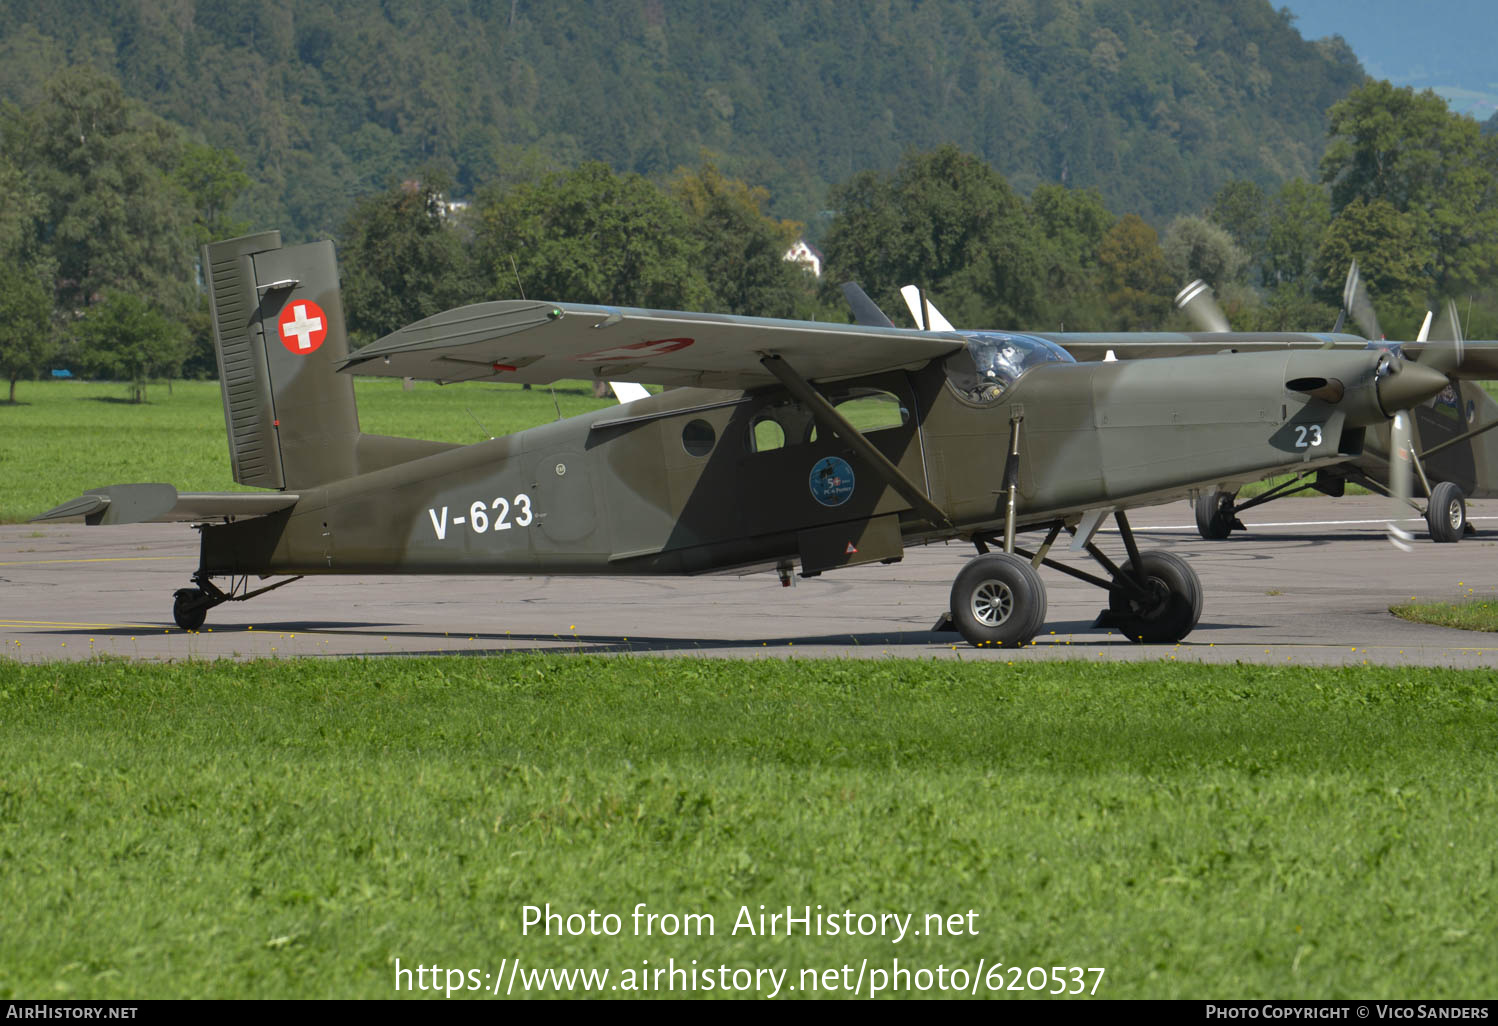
[1315,198,1431,339]
[0,151,56,401]
[338,171,476,344]
[821,145,1043,329]
[473,162,713,310]
[1098,215,1173,330]
[1321,80,1498,298]
[1161,215,1247,288]
[0,260,54,402]
[1262,179,1331,288]
[671,159,814,319]
[1255,283,1337,333]
[1208,179,1269,270]
[1029,184,1115,329]
[71,291,188,402]
[11,65,196,316]
[172,141,253,246]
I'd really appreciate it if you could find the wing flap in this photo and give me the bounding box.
[337,301,965,389]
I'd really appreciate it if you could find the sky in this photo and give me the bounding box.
[1282,0,1498,119]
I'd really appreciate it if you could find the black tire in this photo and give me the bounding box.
[1107,551,1202,644]
[1426,481,1466,544]
[1195,491,1236,540]
[173,588,209,631]
[949,552,1048,648]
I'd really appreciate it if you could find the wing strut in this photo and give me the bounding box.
[759,354,953,529]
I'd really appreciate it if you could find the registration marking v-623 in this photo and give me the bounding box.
[428,494,534,540]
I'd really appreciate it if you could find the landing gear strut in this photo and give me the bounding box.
[170,572,303,630]
[1199,472,1476,544]
[942,511,1203,647]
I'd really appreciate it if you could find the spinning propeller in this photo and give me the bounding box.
[1174,267,1466,550]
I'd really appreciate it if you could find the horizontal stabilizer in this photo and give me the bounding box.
[32,484,298,525]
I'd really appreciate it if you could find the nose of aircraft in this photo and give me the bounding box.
[1377,358,1449,415]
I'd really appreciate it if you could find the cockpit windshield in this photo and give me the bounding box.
[943,332,1074,405]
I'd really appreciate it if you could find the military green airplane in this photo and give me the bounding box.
[34,231,1453,647]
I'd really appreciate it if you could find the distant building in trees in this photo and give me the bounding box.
[784,239,823,277]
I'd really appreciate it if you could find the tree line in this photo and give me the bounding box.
[4,66,1498,403]
[0,0,1365,240]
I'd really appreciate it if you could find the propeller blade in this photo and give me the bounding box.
[1415,310,1432,342]
[1342,260,1383,341]
[1387,410,1415,551]
[1414,298,1467,378]
[608,381,650,403]
[1174,279,1230,332]
[898,286,955,332]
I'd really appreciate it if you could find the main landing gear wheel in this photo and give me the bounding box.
[1107,551,1202,644]
[1426,481,1467,544]
[950,552,1048,648]
[1195,491,1239,540]
[172,588,210,631]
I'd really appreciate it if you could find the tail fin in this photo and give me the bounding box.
[202,232,360,489]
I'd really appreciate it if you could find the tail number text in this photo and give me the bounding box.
[428,495,534,540]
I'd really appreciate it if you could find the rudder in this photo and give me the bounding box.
[203,232,361,489]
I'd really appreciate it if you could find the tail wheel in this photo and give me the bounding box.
[1194,491,1236,540]
[1107,551,1202,644]
[1426,481,1466,544]
[949,552,1047,648]
[173,588,209,631]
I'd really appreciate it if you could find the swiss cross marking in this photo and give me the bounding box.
[278,300,329,354]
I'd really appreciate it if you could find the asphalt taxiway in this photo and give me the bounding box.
[3,497,1496,666]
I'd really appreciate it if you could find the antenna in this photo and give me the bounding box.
[549,387,562,421]
[509,255,526,300]
[466,408,494,440]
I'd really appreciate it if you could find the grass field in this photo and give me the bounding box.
[1392,597,1498,632]
[0,379,620,523]
[1,656,1495,999]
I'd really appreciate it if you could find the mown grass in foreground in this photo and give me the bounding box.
[0,379,619,522]
[1,657,1496,999]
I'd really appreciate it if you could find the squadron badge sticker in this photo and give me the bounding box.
[809,456,855,507]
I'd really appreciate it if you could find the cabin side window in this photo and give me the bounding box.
[746,400,816,453]
[808,389,910,443]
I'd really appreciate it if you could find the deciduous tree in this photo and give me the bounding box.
[71,291,188,402]
[473,162,714,310]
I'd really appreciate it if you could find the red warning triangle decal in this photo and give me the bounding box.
[845,542,858,555]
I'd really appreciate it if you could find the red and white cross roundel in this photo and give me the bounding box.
[277,299,329,354]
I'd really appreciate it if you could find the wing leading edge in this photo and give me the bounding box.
[337,301,967,389]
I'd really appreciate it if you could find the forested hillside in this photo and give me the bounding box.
[0,0,1365,239]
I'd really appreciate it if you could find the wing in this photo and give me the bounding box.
[1038,331,1373,362]
[337,301,967,389]
[32,484,298,525]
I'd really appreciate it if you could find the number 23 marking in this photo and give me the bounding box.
[1294,425,1323,448]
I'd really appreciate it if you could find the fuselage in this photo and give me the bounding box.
[198,341,1402,579]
